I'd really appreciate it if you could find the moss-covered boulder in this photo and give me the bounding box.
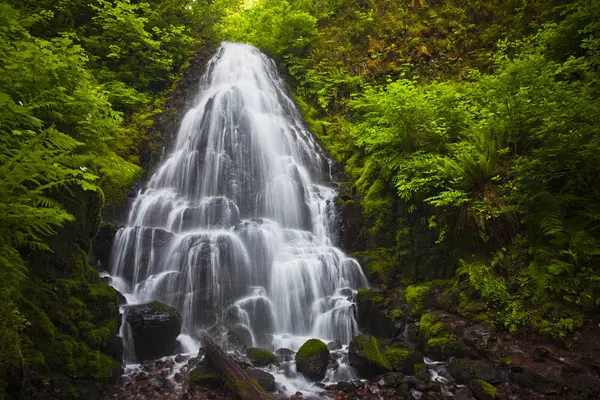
[383,346,424,375]
[246,347,277,366]
[468,379,497,400]
[124,300,182,362]
[355,289,397,338]
[296,339,330,381]
[348,334,392,378]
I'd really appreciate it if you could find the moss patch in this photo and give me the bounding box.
[468,379,497,400]
[383,346,411,370]
[246,347,277,366]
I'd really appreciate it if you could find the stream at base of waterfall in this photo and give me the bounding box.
[102,42,369,396]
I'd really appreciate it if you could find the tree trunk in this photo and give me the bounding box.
[200,331,274,400]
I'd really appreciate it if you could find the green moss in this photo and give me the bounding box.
[419,313,456,352]
[296,339,328,363]
[383,346,411,370]
[246,347,277,366]
[390,308,405,320]
[469,379,497,400]
[405,283,433,314]
[148,300,179,317]
[355,335,392,371]
[188,368,222,388]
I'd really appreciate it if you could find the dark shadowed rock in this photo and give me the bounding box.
[103,334,124,364]
[124,301,182,362]
[448,359,500,385]
[246,368,276,392]
[296,339,330,381]
[355,289,397,339]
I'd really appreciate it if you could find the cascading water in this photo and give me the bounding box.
[109,42,368,362]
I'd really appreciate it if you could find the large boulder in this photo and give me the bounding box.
[383,346,424,375]
[355,289,397,339]
[348,334,392,378]
[124,301,182,362]
[246,347,277,366]
[296,339,330,381]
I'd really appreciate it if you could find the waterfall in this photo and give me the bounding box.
[109,42,368,358]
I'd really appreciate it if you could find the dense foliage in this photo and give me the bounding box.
[220,0,600,340]
[0,0,236,397]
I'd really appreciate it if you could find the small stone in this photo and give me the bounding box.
[173,373,184,383]
[327,340,343,351]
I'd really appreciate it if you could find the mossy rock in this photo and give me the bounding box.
[383,372,405,387]
[348,334,392,378]
[419,313,457,359]
[468,379,497,400]
[246,347,277,366]
[188,366,223,389]
[296,339,329,381]
[384,346,424,375]
[355,289,396,338]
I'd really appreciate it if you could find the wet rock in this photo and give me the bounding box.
[208,322,251,352]
[245,368,276,392]
[355,289,397,339]
[275,347,295,362]
[385,346,424,375]
[296,339,330,381]
[173,373,184,383]
[174,354,188,363]
[511,362,563,395]
[334,381,356,393]
[327,340,343,351]
[468,379,497,400]
[124,301,182,362]
[246,347,277,366]
[349,334,392,378]
[448,359,500,385]
[103,334,124,364]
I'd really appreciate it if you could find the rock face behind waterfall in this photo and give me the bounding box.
[124,301,182,362]
[108,42,369,362]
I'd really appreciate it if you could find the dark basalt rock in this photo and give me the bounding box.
[448,359,500,385]
[245,368,276,392]
[296,339,330,381]
[355,289,397,339]
[124,301,182,362]
[103,334,124,365]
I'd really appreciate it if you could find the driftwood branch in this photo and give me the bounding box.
[200,331,274,400]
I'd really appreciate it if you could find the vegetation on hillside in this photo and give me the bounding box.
[0,0,236,397]
[220,0,600,341]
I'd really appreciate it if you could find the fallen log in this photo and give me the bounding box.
[200,331,274,400]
